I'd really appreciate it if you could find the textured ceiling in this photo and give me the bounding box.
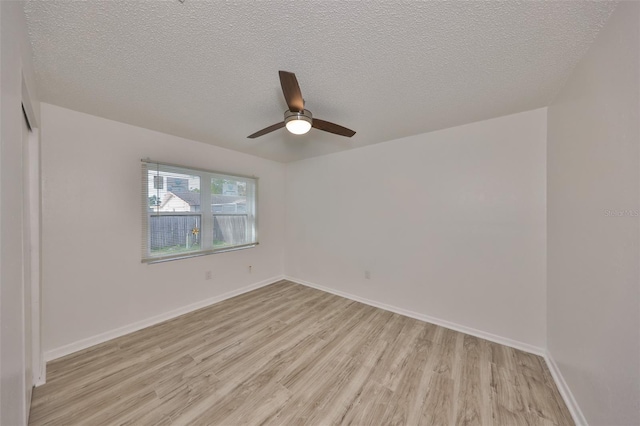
[24,1,616,163]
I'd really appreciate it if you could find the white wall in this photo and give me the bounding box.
[547,2,640,425]
[285,108,547,350]
[41,104,285,356]
[0,1,40,424]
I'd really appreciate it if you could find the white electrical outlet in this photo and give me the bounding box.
[364,270,371,279]
[205,271,212,280]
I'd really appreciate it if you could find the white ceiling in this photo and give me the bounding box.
[24,1,616,163]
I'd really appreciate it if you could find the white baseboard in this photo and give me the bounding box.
[284,275,545,356]
[44,275,285,364]
[544,350,587,426]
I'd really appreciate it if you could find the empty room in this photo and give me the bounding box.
[1,0,638,425]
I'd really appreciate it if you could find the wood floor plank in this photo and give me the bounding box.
[30,280,574,426]
[421,372,455,425]
[455,335,485,426]
[380,329,434,425]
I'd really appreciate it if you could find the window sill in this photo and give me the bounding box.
[142,242,258,264]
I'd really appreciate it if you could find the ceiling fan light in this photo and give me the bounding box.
[286,119,312,135]
[284,110,313,135]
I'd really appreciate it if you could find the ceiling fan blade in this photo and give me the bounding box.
[279,71,304,112]
[312,119,356,137]
[247,122,285,138]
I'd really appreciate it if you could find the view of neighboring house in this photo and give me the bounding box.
[153,191,247,214]
[156,191,201,212]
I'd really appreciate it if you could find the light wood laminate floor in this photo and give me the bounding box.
[30,280,573,425]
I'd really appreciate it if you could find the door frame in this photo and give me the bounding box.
[21,74,42,392]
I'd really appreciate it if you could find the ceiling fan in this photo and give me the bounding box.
[247,71,356,139]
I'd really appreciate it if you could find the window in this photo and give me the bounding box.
[142,161,257,263]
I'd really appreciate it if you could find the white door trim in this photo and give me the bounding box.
[21,70,43,407]
[27,126,42,387]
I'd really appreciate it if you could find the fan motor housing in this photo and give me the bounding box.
[284,109,312,124]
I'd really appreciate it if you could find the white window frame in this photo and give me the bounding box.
[142,160,258,263]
